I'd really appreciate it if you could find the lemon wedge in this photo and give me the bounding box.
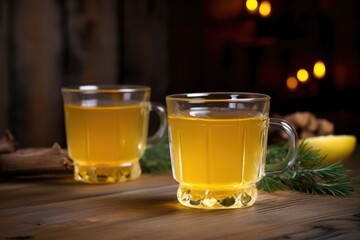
[301,135,357,164]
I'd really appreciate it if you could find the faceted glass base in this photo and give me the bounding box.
[177,183,258,209]
[74,161,141,184]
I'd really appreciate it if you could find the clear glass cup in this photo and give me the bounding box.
[166,92,298,209]
[62,85,167,184]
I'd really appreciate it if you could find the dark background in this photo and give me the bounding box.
[0,0,359,148]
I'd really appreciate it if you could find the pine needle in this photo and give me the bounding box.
[140,140,356,196]
[258,142,356,196]
[140,140,171,174]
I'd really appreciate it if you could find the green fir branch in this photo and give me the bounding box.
[258,142,356,196]
[140,140,171,174]
[140,140,356,196]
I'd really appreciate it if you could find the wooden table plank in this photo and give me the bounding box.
[1,147,360,240]
[1,170,360,240]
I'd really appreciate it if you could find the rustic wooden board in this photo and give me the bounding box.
[1,0,171,148]
[65,0,119,85]
[0,171,359,240]
[123,0,169,104]
[0,1,10,133]
[9,0,64,147]
[1,0,122,148]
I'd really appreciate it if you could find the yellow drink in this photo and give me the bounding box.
[64,104,149,183]
[168,110,269,208]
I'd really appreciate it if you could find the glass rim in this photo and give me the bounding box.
[166,92,270,102]
[61,84,151,93]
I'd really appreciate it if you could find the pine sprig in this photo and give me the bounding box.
[258,142,356,196]
[140,140,172,174]
[140,140,356,196]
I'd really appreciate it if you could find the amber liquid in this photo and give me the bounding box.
[168,109,268,208]
[64,104,149,183]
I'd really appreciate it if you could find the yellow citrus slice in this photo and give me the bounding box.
[301,135,357,164]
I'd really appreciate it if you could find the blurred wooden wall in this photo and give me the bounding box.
[0,0,169,147]
[1,0,359,147]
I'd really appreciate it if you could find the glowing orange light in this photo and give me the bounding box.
[286,76,298,90]
[313,60,326,79]
[246,0,258,13]
[259,1,271,17]
[297,69,309,83]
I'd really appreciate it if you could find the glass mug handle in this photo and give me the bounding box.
[265,118,299,175]
[147,102,168,147]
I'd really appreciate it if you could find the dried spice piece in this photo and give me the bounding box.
[0,131,73,177]
[0,130,16,154]
[283,111,334,139]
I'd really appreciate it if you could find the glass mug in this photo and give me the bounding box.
[166,92,298,209]
[62,85,167,184]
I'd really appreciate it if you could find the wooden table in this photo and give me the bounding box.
[1,155,360,240]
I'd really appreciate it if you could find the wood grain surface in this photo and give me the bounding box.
[1,161,359,240]
[0,0,169,148]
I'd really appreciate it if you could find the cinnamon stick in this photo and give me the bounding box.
[0,143,73,177]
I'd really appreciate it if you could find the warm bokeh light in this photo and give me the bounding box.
[297,69,309,83]
[246,0,258,13]
[259,1,271,17]
[286,76,298,90]
[313,60,326,79]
